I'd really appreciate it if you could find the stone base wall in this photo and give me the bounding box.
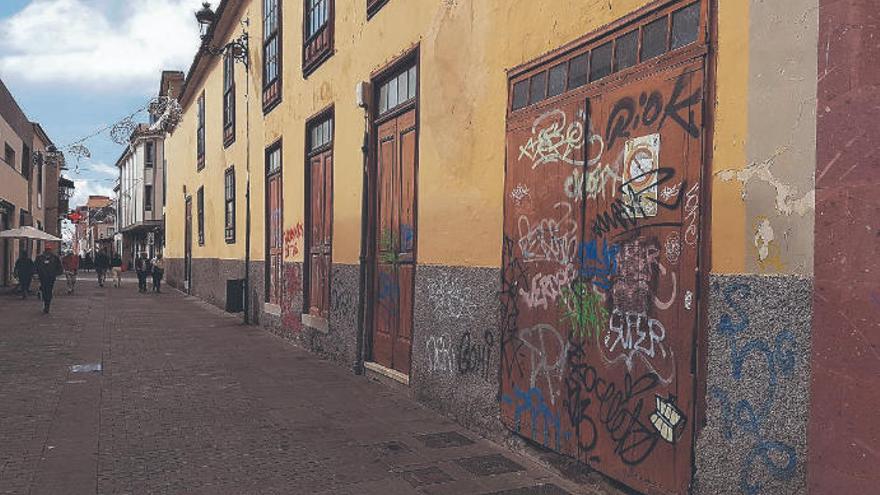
[694,274,812,495]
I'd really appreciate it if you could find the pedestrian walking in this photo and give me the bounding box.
[95,249,110,287]
[111,252,123,288]
[135,252,149,293]
[151,254,165,293]
[13,251,35,299]
[62,251,79,294]
[35,246,62,314]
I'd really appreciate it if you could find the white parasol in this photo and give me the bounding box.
[0,226,62,242]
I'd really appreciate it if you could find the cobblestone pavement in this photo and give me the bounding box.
[0,275,604,495]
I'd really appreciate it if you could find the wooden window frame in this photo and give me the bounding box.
[144,185,153,212]
[507,0,707,114]
[223,51,236,147]
[366,0,389,19]
[262,0,282,113]
[303,106,334,319]
[224,166,236,243]
[302,0,334,77]
[196,92,206,170]
[197,186,205,246]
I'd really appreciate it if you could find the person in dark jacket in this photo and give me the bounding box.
[135,252,149,293]
[35,246,62,314]
[94,249,110,287]
[110,253,123,288]
[13,250,35,299]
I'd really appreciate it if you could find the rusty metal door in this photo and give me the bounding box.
[371,108,417,375]
[501,59,705,495]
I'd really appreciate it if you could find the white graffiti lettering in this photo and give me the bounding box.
[426,334,456,373]
[518,324,569,405]
[684,182,700,246]
[518,109,585,168]
[602,308,675,385]
[517,202,578,266]
[510,183,530,205]
[518,263,577,310]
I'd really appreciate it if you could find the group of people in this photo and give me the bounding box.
[12,247,166,314]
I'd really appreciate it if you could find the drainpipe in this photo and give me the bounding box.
[243,36,252,325]
[354,111,370,375]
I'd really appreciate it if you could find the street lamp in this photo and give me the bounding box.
[195,2,249,68]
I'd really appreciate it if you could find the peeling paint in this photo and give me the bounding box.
[716,147,815,217]
[753,217,774,261]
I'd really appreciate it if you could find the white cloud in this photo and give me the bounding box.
[0,0,203,92]
[70,177,114,210]
[87,162,119,177]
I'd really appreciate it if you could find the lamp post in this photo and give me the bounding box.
[196,3,252,324]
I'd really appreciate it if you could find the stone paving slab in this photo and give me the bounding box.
[0,280,614,495]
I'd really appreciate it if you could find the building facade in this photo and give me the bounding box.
[71,196,115,258]
[116,124,168,266]
[162,1,877,494]
[0,78,66,285]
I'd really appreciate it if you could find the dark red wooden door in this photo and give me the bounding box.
[308,150,332,317]
[501,60,705,495]
[184,197,193,291]
[267,173,283,306]
[371,108,417,375]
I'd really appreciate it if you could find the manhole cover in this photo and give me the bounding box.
[455,454,524,477]
[483,484,572,495]
[70,363,102,373]
[401,466,454,487]
[415,431,475,449]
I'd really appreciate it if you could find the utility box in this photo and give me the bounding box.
[225,279,244,313]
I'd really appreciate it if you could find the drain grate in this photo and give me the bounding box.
[415,431,475,449]
[482,484,572,495]
[70,363,102,373]
[401,466,454,487]
[455,454,525,476]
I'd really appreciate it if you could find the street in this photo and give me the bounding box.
[0,276,597,495]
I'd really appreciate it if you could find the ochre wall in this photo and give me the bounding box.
[164,0,815,273]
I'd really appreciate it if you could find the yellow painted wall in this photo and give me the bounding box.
[165,0,755,273]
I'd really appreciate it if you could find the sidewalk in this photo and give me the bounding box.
[0,277,610,494]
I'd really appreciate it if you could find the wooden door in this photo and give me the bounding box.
[307,149,332,317]
[501,60,705,495]
[267,172,283,306]
[371,108,417,375]
[184,197,193,291]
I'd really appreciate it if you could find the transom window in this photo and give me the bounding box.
[377,65,416,115]
[309,116,333,152]
[267,145,281,175]
[510,1,703,111]
[262,0,281,110]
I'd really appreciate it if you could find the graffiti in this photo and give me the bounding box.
[664,231,681,264]
[649,395,687,443]
[519,263,577,310]
[502,386,570,450]
[684,290,693,311]
[426,334,456,374]
[559,280,608,342]
[563,163,622,202]
[517,202,579,266]
[378,271,398,306]
[379,230,399,264]
[330,283,356,323]
[613,237,677,314]
[511,184,531,205]
[623,134,661,218]
[605,73,702,150]
[456,329,494,381]
[499,236,529,380]
[660,182,682,202]
[591,168,685,239]
[576,239,619,291]
[602,309,674,385]
[427,272,478,319]
[710,283,798,495]
[518,324,569,405]
[683,182,700,246]
[284,223,304,259]
[518,109,585,168]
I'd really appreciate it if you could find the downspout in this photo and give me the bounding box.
[243,38,252,325]
[354,111,370,375]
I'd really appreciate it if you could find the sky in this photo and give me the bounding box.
[0,0,204,209]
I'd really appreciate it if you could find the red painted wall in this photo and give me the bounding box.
[809,0,880,492]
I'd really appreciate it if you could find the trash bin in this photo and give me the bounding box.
[226,279,244,313]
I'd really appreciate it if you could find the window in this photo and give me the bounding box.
[36,152,43,209]
[367,0,389,18]
[21,145,31,179]
[197,186,205,245]
[145,185,153,211]
[262,0,282,111]
[197,93,205,170]
[4,143,15,171]
[303,0,333,75]
[306,112,333,317]
[223,51,236,146]
[224,167,236,243]
[145,141,155,168]
[377,64,417,115]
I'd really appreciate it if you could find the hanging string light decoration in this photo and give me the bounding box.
[110,117,139,145]
[66,144,90,163]
[149,94,184,132]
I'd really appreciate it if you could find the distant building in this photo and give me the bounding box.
[71,195,114,258]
